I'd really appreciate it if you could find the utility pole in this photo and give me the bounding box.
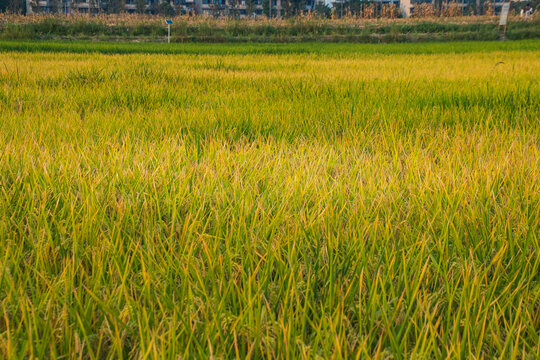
[269,0,271,18]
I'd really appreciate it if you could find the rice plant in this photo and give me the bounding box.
[0,40,539,358]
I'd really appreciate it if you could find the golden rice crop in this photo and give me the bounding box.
[0,41,539,358]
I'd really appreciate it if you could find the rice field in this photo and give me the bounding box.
[0,40,539,358]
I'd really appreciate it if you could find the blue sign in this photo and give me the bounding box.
[165,19,173,25]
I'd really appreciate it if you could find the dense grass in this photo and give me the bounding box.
[0,41,539,358]
[1,16,539,42]
[2,38,540,55]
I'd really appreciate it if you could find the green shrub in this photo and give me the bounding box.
[0,24,36,40]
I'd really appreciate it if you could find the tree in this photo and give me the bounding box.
[314,1,330,17]
[107,0,125,13]
[159,0,175,15]
[262,0,271,17]
[245,0,256,17]
[48,0,63,13]
[0,0,26,12]
[281,0,304,17]
[136,0,146,13]
[344,0,367,17]
[88,0,100,14]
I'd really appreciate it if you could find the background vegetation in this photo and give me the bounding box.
[2,0,540,16]
[0,13,539,42]
[0,40,539,358]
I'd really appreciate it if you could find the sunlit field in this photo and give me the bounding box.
[1,41,539,358]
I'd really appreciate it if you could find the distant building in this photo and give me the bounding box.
[25,0,519,16]
[400,0,510,17]
[27,0,275,15]
[330,0,401,16]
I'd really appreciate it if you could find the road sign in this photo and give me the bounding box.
[165,20,173,43]
[499,3,510,26]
